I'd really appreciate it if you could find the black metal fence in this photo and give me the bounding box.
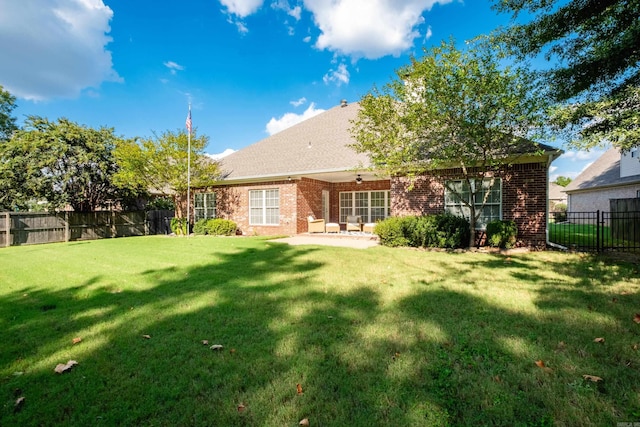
[548,210,640,253]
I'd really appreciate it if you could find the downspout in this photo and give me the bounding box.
[546,153,567,250]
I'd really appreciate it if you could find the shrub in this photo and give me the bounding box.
[193,218,237,236]
[375,214,470,249]
[170,217,188,235]
[486,219,518,249]
[374,217,411,247]
[193,219,208,235]
[434,213,471,249]
[205,219,237,236]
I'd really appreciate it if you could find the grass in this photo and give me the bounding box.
[548,222,640,251]
[1,236,639,426]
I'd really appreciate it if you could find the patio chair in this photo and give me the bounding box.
[346,215,362,232]
[307,216,325,233]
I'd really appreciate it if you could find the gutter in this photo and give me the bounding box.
[546,152,568,250]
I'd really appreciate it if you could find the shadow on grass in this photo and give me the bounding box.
[1,240,639,426]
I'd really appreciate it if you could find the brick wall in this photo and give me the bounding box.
[199,162,548,246]
[391,162,549,248]
[199,180,298,236]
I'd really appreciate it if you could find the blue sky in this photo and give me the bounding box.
[0,0,603,180]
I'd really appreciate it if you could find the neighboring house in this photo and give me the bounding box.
[565,147,640,213]
[195,101,561,247]
[549,182,568,211]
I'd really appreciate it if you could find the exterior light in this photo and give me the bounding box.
[356,174,363,185]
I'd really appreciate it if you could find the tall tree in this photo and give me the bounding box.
[0,85,18,142]
[493,0,640,151]
[113,129,221,219]
[0,116,135,212]
[350,40,550,246]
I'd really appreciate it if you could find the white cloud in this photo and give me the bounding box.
[323,63,350,86]
[219,0,264,17]
[303,35,312,43]
[271,1,302,20]
[303,0,450,59]
[290,97,307,107]
[561,149,605,162]
[207,148,236,160]
[424,25,433,41]
[164,61,185,75]
[0,0,121,100]
[266,103,325,135]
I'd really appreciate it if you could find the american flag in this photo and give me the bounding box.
[186,108,192,134]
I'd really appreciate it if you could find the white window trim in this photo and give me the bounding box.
[249,189,280,226]
[194,192,216,221]
[444,178,502,230]
[339,190,390,223]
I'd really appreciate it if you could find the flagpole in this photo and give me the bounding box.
[186,104,192,237]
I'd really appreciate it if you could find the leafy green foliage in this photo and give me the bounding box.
[193,218,237,236]
[374,217,411,247]
[486,219,518,249]
[113,129,221,218]
[492,0,640,151]
[145,197,175,211]
[375,214,470,249]
[351,39,549,245]
[553,176,572,187]
[0,85,18,142]
[170,217,188,235]
[0,116,139,212]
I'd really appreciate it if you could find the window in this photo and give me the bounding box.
[339,191,390,223]
[194,193,216,221]
[445,179,501,229]
[249,189,279,225]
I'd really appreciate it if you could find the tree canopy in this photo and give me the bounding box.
[113,129,221,218]
[493,0,640,151]
[0,117,137,212]
[0,85,18,142]
[350,40,549,245]
[553,176,572,187]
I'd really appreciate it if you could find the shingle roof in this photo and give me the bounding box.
[565,148,640,193]
[218,101,561,182]
[219,102,371,180]
[549,182,567,201]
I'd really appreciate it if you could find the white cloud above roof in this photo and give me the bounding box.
[219,0,263,17]
[265,102,325,135]
[304,0,450,59]
[0,0,121,100]
[323,63,350,86]
[562,149,605,162]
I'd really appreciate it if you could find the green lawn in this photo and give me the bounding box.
[1,236,639,426]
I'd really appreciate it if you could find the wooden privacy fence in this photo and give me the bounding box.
[0,211,152,247]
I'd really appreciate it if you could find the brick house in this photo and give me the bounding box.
[194,101,561,247]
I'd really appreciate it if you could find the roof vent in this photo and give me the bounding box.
[340,99,348,107]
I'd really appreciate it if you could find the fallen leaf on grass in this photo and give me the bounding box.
[634,314,640,324]
[582,374,603,382]
[493,375,502,383]
[142,335,151,339]
[633,344,638,351]
[210,344,224,351]
[14,396,25,412]
[557,341,566,350]
[201,340,209,345]
[54,360,78,374]
[611,297,618,303]
[297,383,303,395]
[299,418,310,426]
[230,348,236,354]
[237,404,246,412]
[594,337,605,343]
[72,337,82,344]
[534,360,553,372]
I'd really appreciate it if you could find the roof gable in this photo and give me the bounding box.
[565,148,640,192]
